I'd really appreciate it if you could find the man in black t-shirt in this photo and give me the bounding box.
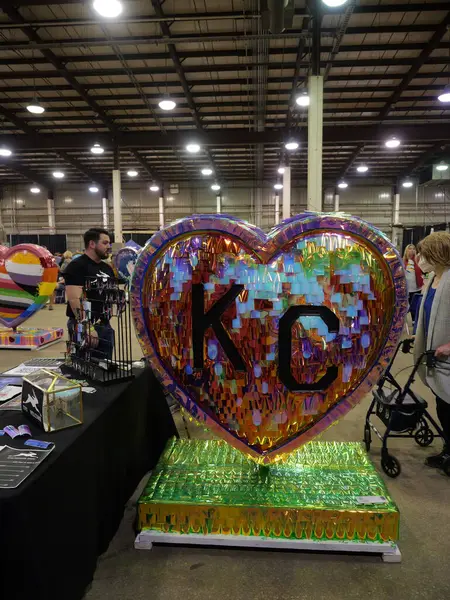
[63,228,115,359]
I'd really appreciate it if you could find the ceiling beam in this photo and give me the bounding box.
[398,143,450,179]
[0,159,52,188]
[336,144,365,181]
[378,12,450,120]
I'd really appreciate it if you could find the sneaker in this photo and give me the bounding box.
[425,449,450,469]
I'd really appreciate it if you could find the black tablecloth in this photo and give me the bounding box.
[0,367,177,600]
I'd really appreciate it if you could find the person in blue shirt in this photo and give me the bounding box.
[414,232,450,468]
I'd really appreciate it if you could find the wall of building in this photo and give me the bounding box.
[0,181,448,250]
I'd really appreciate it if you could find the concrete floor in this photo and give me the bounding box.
[1,305,450,600]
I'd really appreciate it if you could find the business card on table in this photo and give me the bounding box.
[356,495,388,505]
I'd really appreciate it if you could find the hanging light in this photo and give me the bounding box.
[52,171,65,179]
[322,0,349,7]
[158,98,177,111]
[438,89,450,103]
[285,141,299,151]
[277,167,285,174]
[201,168,213,176]
[356,165,369,173]
[295,92,310,107]
[149,184,160,192]
[385,136,401,149]
[0,147,12,157]
[186,143,201,153]
[127,169,138,177]
[402,180,414,188]
[338,181,348,189]
[26,99,45,115]
[211,183,221,191]
[89,185,99,193]
[93,0,123,18]
[274,183,283,190]
[436,161,449,172]
[90,143,104,155]
[30,186,41,194]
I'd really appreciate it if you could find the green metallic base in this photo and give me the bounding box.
[138,439,399,544]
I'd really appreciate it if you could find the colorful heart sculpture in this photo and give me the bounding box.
[0,244,58,329]
[131,213,407,463]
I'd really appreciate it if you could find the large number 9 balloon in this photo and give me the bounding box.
[131,213,407,464]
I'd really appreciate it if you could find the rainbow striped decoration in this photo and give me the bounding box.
[0,326,64,349]
[0,244,58,329]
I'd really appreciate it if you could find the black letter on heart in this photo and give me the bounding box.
[279,305,339,392]
[192,283,246,371]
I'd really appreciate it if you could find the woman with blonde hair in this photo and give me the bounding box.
[60,250,73,273]
[403,243,423,323]
[414,231,450,468]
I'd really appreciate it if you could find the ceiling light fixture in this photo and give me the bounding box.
[385,136,401,149]
[93,0,123,18]
[158,98,177,111]
[52,171,65,179]
[89,185,99,193]
[436,161,449,172]
[277,167,285,174]
[285,141,299,151]
[322,0,349,7]
[356,165,369,173]
[295,93,310,107]
[211,183,221,191]
[274,183,283,190]
[30,186,40,194]
[0,147,12,157]
[438,89,450,103]
[90,143,104,155]
[201,168,213,176]
[402,180,414,188]
[26,99,45,115]
[186,143,201,153]
[127,169,138,177]
[149,184,160,192]
[338,181,348,189]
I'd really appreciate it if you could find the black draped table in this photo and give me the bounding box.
[0,367,177,600]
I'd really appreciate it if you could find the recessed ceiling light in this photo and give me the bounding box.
[338,181,348,189]
[356,165,369,173]
[274,183,283,190]
[211,183,221,191]
[402,180,414,188]
[93,0,123,18]
[91,143,104,154]
[436,161,448,172]
[295,93,310,107]
[277,167,285,174]
[0,148,12,157]
[149,184,160,192]
[52,171,64,179]
[322,0,349,7]
[438,89,450,103]
[385,136,401,149]
[89,186,99,193]
[285,141,299,151]
[26,100,45,115]
[30,186,40,194]
[201,168,213,176]
[186,143,201,153]
[158,98,177,111]
[127,170,138,177]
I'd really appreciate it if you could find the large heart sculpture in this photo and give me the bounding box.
[0,244,58,329]
[131,213,407,463]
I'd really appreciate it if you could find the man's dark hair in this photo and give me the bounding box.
[83,228,110,249]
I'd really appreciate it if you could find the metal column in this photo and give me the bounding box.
[307,75,324,212]
[112,170,122,243]
[282,166,291,221]
[102,189,109,230]
[159,195,165,230]
[274,193,280,225]
[216,194,221,214]
[392,187,402,248]
[47,189,56,234]
[334,191,339,212]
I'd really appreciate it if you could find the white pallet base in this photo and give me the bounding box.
[135,530,401,563]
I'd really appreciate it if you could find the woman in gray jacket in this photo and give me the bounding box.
[414,232,450,468]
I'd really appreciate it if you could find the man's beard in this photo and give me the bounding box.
[95,247,108,259]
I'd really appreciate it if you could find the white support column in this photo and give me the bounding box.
[102,190,109,229]
[282,166,291,221]
[112,169,122,244]
[159,195,165,230]
[334,191,340,212]
[47,189,56,234]
[255,187,262,228]
[216,194,221,214]
[274,193,280,225]
[307,75,324,212]
[392,188,401,248]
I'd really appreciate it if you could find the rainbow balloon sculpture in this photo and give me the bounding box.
[131,213,407,464]
[0,244,58,329]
